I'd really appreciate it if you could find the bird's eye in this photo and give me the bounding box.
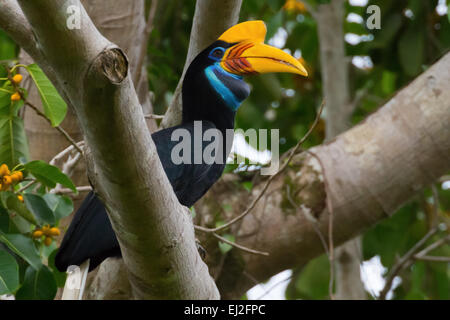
[212,49,223,58]
[209,48,225,61]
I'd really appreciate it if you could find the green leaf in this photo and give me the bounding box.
[218,234,235,254]
[0,84,13,113]
[398,26,425,77]
[25,64,67,126]
[15,265,57,300]
[24,194,55,225]
[24,160,76,192]
[48,249,67,288]
[0,115,29,168]
[370,14,402,49]
[2,191,38,225]
[242,181,253,192]
[43,194,74,220]
[448,4,450,24]
[266,10,284,40]
[0,233,41,270]
[430,260,450,299]
[0,249,20,295]
[0,30,17,60]
[363,204,418,267]
[0,207,9,233]
[381,71,397,96]
[293,254,330,300]
[189,206,196,219]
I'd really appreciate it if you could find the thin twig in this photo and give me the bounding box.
[17,180,37,193]
[7,66,83,155]
[414,234,450,258]
[144,114,165,120]
[430,184,440,228]
[256,273,294,300]
[53,186,92,195]
[379,189,447,299]
[50,141,84,167]
[378,227,439,300]
[414,255,450,263]
[49,142,85,194]
[212,233,269,256]
[195,100,325,235]
[62,151,83,176]
[24,101,83,154]
[349,86,369,112]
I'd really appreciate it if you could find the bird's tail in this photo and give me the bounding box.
[61,259,90,300]
[55,191,120,272]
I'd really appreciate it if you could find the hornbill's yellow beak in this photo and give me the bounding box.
[218,21,308,77]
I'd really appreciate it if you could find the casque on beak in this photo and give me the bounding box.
[217,20,308,77]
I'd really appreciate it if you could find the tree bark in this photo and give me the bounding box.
[8,0,159,299]
[316,0,366,299]
[10,0,219,300]
[194,52,450,298]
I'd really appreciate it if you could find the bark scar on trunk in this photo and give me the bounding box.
[88,47,129,86]
[282,156,326,219]
[101,48,128,84]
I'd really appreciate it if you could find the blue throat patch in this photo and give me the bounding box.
[205,63,244,111]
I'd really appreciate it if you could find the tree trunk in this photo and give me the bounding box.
[16,0,158,299]
[12,0,220,299]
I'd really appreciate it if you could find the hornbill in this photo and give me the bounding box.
[55,21,307,272]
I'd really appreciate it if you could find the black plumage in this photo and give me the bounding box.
[55,20,308,272]
[55,41,248,272]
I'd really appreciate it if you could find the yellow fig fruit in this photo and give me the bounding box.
[32,230,44,239]
[12,74,23,84]
[42,225,50,235]
[0,164,10,177]
[11,92,21,101]
[2,175,12,185]
[44,236,53,246]
[10,171,23,184]
[49,227,60,237]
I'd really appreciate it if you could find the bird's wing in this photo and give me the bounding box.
[152,120,227,206]
[55,121,228,272]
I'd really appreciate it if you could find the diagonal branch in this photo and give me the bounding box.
[15,0,219,299]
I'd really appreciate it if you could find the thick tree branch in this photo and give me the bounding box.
[160,0,243,128]
[0,1,39,62]
[194,52,450,299]
[16,0,218,299]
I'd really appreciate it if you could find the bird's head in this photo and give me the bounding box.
[182,20,308,126]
